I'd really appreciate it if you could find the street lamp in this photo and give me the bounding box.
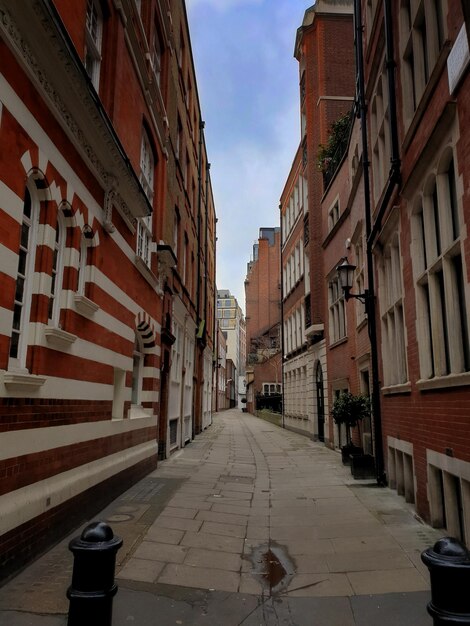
[336,257,370,310]
[336,256,385,485]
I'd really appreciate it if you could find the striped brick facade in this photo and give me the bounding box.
[0,0,216,580]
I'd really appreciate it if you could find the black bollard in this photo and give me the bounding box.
[67,521,123,626]
[421,536,470,625]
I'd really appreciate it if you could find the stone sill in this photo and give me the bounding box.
[417,372,470,392]
[74,294,99,316]
[4,372,46,388]
[44,326,77,348]
[382,382,412,396]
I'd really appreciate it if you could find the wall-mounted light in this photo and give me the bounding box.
[336,257,368,304]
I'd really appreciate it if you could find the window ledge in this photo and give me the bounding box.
[74,294,99,316]
[417,372,470,392]
[44,326,77,347]
[4,372,46,388]
[128,405,152,419]
[329,337,348,349]
[305,323,324,337]
[135,254,158,288]
[382,382,412,395]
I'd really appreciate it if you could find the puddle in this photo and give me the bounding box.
[249,543,294,595]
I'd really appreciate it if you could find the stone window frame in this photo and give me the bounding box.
[85,0,103,91]
[48,209,67,327]
[377,225,408,388]
[411,144,469,384]
[9,182,40,371]
[328,197,340,232]
[370,54,391,205]
[328,275,346,344]
[427,449,470,544]
[352,227,367,327]
[399,0,447,130]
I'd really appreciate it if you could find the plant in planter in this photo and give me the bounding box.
[331,391,371,464]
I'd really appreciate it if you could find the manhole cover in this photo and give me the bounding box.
[107,514,133,522]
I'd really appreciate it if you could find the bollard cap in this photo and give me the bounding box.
[422,536,470,568]
[81,521,115,543]
[69,521,123,554]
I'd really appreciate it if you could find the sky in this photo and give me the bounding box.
[186,0,310,313]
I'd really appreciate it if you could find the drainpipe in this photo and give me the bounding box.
[353,0,386,485]
[279,202,285,429]
[196,121,204,328]
[368,0,401,247]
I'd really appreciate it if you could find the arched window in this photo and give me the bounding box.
[131,333,144,407]
[48,210,66,326]
[9,184,39,369]
[77,234,88,296]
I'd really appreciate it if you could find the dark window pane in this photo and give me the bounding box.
[12,304,22,330]
[23,188,31,219]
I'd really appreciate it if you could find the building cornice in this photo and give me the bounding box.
[0,1,151,228]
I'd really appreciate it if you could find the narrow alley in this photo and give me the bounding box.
[0,410,440,625]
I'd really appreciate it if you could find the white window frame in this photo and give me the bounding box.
[131,333,144,408]
[9,183,39,371]
[48,211,66,327]
[378,231,408,386]
[85,0,103,91]
[328,276,346,344]
[411,147,469,382]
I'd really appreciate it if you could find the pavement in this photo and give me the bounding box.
[0,409,442,625]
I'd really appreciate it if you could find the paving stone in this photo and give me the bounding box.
[184,547,242,571]
[181,531,245,553]
[133,541,188,563]
[116,557,165,582]
[286,573,354,597]
[347,568,429,595]
[153,515,203,532]
[195,510,248,526]
[200,520,246,538]
[145,525,184,545]
[158,563,240,592]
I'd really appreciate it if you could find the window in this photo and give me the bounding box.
[131,333,144,407]
[9,185,39,369]
[173,210,180,260]
[176,116,182,161]
[137,129,154,267]
[262,383,281,395]
[48,211,66,326]
[85,0,102,90]
[140,128,154,203]
[370,56,391,203]
[354,234,366,326]
[328,199,340,231]
[400,0,447,126]
[329,276,346,343]
[152,27,163,86]
[378,232,408,386]
[412,151,469,380]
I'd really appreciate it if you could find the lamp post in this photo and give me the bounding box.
[336,257,386,486]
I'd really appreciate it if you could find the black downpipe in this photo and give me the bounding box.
[354,0,386,485]
[203,163,210,338]
[196,121,205,328]
[368,0,401,247]
[279,203,285,429]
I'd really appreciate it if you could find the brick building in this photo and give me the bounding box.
[281,0,355,441]
[359,1,470,537]
[216,289,245,407]
[0,0,216,579]
[245,228,281,415]
[318,0,470,539]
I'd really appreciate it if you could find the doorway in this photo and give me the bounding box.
[316,362,325,442]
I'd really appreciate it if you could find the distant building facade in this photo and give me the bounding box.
[245,228,282,415]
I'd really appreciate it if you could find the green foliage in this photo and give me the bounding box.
[331,391,371,428]
[317,112,352,173]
